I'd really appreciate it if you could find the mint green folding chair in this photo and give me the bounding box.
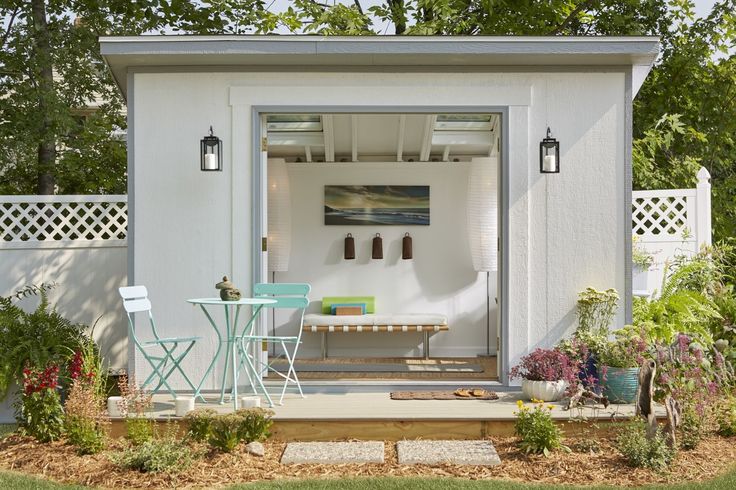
[236,283,310,406]
[119,286,202,400]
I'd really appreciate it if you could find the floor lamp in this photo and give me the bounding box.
[268,158,291,356]
[467,156,498,357]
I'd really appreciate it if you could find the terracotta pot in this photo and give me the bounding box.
[521,379,569,402]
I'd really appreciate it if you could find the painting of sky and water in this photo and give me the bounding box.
[324,185,430,225]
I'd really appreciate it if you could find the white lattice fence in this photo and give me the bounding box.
[632,167,712,294]
[0,195,127,248]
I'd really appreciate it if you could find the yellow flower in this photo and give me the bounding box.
[516,399,524,409]
[547,405,555,411]
[531,398,543,404]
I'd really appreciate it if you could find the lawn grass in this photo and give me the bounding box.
[0,465,734,490]
[0,424,16,439]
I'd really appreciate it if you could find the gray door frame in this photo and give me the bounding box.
[251,105,510,383]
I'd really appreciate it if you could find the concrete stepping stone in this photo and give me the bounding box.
[281,441,385,464]
[397,440,501,466]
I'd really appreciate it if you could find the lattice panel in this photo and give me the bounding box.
[632,196,688,237]
[1,199,127,243]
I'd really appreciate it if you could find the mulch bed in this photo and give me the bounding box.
[0,433,735,489]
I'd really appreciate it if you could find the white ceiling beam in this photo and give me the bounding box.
[305,146,312,163]
[420,115,437,162]
[442,145,451,162]
[351,115,359,162]
[322,115,335,162]
[268,132,324,147]
[396,115,406,162]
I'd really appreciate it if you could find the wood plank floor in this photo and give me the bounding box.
[269,356,498,381]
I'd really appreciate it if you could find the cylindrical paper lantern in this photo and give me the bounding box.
[268,158,291,272]
[467,156,498,272]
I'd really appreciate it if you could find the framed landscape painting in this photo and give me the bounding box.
[324,185,430,225]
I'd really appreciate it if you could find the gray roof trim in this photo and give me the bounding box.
[100,35,659,99]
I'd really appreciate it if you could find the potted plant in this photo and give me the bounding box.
[510,348,578,402]
[632,236,654,292]
[597,334,648,403]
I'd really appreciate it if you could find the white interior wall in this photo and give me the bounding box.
[273,161,495,358]
[131,70,626,389]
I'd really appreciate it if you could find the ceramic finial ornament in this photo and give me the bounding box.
[344,233,355,260]
[402,232,413,260]
[215,275,242,301]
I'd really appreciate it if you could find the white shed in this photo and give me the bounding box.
[101,36,659,389]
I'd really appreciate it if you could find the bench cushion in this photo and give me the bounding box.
[303,313,448,333]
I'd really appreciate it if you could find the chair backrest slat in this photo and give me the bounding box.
[254,283,310,296]
[119,285,148,300]
[122,298,152,313]
[253,283,310,310]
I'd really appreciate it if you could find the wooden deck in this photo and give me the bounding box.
[118,390,660,441]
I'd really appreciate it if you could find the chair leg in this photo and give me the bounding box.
[241,340,275,408]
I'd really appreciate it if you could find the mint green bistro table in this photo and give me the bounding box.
[187,297,276,409]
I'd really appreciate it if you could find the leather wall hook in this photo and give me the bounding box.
[344,233,355,260]
[402,232,413,260]
[372,233,383,259]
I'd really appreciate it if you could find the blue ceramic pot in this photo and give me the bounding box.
[602,366,639,404]
[578,355,601,394]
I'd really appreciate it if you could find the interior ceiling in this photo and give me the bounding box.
[266,114,500,163]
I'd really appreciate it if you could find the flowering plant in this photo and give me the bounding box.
[597,334,649,369]
[514,399,567,456]
[15,364,64,442]
[510,348,578,383]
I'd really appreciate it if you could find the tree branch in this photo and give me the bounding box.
[548,0,597,35]
[1,7,19,47]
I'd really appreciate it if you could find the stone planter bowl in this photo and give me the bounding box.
[521,379,569,402]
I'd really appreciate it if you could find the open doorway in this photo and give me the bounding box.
[261,112,501,382]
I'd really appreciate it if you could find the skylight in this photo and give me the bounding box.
[267,115,322,132]
[434,114,493,131]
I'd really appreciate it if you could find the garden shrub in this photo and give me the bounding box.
[117,374,154,445]
[205,408,274,453]
[513,400,567,456]
[679,407,705,450]
[15,365,64,442]
[0,285,87,400]
[183,408,217,442]
[64,341,109,454]
[716,395,736,437]
[615,421,676,471]
[113,438,196,473]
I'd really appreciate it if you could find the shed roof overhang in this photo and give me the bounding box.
[100,35,660,100]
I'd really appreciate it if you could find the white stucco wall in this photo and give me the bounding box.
[130,70,626,389]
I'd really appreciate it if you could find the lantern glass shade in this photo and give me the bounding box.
[200,126,223,171]
[540,127,560,173]
[467,156,498,272]
[267,158,291,272]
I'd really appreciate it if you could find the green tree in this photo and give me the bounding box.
[0,0,282,195]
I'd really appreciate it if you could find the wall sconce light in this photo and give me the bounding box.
[201,126,223,171]
[540,127,559,174]
[402,233,413,260]
[344,233,355,260]
[372,233,383,259]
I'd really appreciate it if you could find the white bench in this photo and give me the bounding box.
[302,313,449,359]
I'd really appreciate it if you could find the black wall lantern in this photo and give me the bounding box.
[201,126,223,171]
[540,127,560,174]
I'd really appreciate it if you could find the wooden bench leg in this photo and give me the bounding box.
[321,332,328,360]
[424,331,430,360]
